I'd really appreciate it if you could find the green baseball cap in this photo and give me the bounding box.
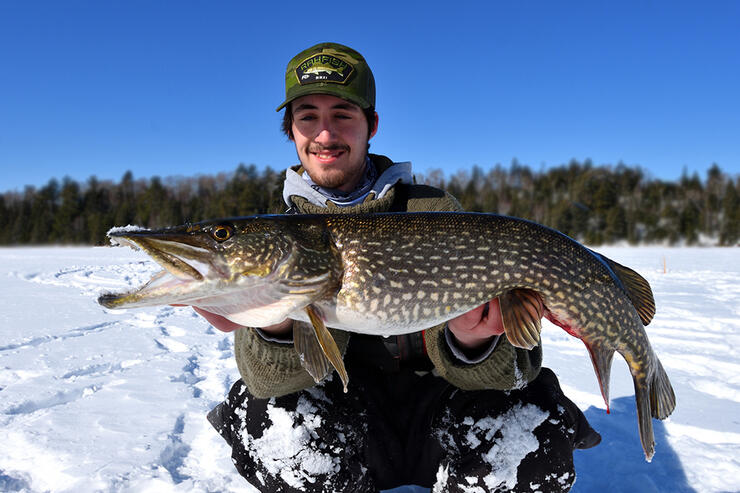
[276,42,376,112]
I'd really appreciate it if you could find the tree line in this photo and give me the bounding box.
[0,160,737,246]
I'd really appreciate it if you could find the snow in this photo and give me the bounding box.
[435,404,550,491]
[242,393,341,490]
[1,245,739,492]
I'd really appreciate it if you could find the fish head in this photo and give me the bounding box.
[98,216,299,309]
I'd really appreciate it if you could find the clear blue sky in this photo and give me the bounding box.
[1,0,738,193]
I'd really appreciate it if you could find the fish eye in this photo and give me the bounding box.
[211,224,234,242]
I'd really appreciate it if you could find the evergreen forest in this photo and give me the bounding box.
[0,160,737,246]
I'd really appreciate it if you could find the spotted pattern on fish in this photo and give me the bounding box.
[100,211,674,460]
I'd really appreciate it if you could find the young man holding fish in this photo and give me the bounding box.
[200,43,600,492]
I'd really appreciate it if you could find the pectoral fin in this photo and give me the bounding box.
[296,305,349,392]
[500,289,544,350]
[293,320,333,384]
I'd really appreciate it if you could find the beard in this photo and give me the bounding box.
[310,165,362,190]
[302,143,367,191]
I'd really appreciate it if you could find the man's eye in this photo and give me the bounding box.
[298,115,316,121]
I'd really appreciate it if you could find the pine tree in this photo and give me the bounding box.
[54,177,84,243]
[720,180,739,245]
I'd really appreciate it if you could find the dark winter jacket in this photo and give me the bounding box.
[233,154,542,398]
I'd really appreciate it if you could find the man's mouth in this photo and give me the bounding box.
[310,146,348,163]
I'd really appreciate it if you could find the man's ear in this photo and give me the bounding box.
[369,111,379,139]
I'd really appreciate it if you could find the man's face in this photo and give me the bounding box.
[290,94,378,192]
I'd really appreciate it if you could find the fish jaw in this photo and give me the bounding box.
[98,227,237,309]
[98,219,340,318]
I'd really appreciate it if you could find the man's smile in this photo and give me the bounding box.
[310,145,349,164]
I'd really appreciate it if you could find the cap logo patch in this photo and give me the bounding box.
[295,54,354,85]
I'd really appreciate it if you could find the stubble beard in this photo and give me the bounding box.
[305,143,367,190]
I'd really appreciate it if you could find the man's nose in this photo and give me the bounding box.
[314,127,335,144]
[313,116,337,143]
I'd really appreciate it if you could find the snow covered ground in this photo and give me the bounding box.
[0,245,738,492]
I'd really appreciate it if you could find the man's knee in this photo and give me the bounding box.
[209,378,375,492]
[431,369,597,491]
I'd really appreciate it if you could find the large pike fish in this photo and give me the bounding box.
[98,212,675,460]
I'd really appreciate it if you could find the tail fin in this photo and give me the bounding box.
[633,356,676,461]
[633,376,656,461]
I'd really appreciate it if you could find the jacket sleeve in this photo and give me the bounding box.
[233,323,351,398]
[425,326,542,390]
[406,186,543,390]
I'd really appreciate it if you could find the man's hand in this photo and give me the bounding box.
[172,304,293,336]
[447,298,505,350]
[191,306,243,333]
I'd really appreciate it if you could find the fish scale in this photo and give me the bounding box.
[98,211,675,460]
[323,214,616,332]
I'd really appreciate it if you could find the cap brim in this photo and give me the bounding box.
[275,83,370,112]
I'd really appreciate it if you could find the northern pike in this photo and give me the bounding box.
[303,64,348,76]
[98,212,676,460]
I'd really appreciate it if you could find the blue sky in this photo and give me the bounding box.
[1,1,738,193]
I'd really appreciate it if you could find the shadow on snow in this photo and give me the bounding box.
[572,396,694,493]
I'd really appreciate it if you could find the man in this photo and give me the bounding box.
[201,42,599,492]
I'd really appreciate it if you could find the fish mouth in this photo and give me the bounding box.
[98,227,224,309]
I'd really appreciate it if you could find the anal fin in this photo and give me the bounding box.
[300,305,349,392]
[500,289,544,350]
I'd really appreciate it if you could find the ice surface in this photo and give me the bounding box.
[0,245,738,492]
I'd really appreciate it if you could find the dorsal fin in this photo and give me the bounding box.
[598,254,656,326]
